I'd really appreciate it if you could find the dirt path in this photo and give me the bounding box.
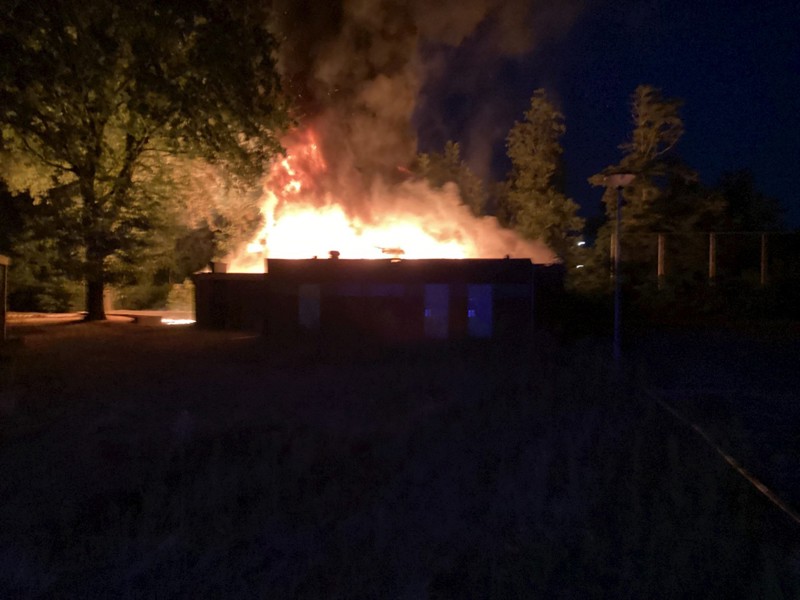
[631,326,800,509]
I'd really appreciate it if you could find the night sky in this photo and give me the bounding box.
[414,0,800,227]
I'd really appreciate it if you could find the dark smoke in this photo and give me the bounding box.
[269,0,583,193]
[230,0,581,265]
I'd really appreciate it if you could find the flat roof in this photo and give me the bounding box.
[195,258,547,284]
[268,258,537,284]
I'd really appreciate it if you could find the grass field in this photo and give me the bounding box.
[1,318,798,598]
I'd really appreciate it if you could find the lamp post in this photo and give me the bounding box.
[0,255,10,342]
[604,173,635,369]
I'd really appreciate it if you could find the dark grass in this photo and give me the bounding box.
[0,321,798,598]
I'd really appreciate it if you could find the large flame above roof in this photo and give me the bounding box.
[269,0,581,183]
[227,128,555,272]
[222,1,582,272]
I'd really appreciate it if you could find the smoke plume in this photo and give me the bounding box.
[270,0,567,179]
[256,0,580,263]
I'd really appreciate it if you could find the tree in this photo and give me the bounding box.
[414,141,488,216]
[504,89,583,261]
[0,184,82,311]
[716,169,784,231]
[589,85,688,233]
[0,0,290,319]
[583,85,693,290]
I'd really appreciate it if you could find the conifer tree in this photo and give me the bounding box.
[415,141,487,216]
[505,89,583,261]
[583,85,691,289]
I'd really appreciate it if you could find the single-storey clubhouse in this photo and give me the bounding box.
[193,258,563,343]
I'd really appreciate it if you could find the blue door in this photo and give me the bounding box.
[298,284,320,331]
[467,284,493,338]
[424,284,449,339]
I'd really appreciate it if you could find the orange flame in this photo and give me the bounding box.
[229,129,554,272]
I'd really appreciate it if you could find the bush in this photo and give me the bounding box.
[165,280,195,313]
[112,282,171,310]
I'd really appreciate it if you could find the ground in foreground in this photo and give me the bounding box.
[0,320,798,598]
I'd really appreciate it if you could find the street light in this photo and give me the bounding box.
[604,172,635,369]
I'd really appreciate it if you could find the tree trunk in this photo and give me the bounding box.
[85,278,106,321]
[84,250,107,321]
[79,169,108,321]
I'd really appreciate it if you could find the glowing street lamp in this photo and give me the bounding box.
[604,172,635,368]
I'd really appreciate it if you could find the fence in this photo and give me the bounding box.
[608,231,799,289]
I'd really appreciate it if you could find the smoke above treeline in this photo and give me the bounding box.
[269,0,580,185]
[234,0,583,264]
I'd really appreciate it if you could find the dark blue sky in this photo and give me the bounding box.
[415,0,800,227]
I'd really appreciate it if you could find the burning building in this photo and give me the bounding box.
[193,257,563,343]
[192,0,575,341]
[192,125,563,342]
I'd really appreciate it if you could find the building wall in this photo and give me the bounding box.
[194,260,562,343]
[193,274,270,332]
[319,283,424,343]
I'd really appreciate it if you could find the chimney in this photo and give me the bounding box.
[329,250,340,260]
